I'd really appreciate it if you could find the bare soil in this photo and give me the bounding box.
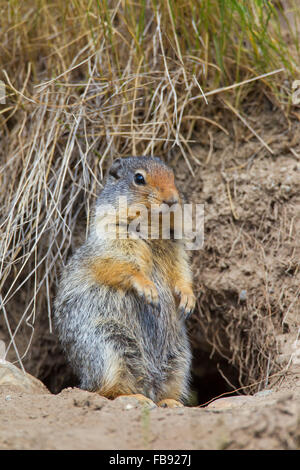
[0,384,299,450]
[1,105,299,450]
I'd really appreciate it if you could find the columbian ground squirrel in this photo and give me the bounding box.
[54,156,195,407]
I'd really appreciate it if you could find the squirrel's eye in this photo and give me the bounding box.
[134,173,146,185]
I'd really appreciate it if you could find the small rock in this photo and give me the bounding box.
[206,395,254,410]
[0,361,49,394]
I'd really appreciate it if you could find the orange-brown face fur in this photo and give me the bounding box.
[142,166,180,206]
[127,166,181,238]
[101,156,182,211]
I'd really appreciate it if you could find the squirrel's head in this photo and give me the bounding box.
[102,156,180,208]
[93,156,184,240]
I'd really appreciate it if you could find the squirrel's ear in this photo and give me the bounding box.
[108,158,123,180]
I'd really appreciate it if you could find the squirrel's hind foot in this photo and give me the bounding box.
[157,398,184,408]
[114,393,156,408]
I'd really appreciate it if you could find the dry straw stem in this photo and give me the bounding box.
[0,1,298,387]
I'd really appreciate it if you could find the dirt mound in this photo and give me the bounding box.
[1,385,299,450]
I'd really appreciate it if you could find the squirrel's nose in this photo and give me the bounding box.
[162,196,179,207]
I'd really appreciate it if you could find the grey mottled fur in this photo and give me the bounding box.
[54,157,192,403]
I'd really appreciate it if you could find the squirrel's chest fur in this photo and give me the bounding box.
[55,238,186,361]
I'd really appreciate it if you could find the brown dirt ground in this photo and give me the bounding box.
[0,382,299,450]
[1,104,300,450]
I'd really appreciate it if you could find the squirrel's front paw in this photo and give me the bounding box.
[132,277,160,311]
[174,284,196,320]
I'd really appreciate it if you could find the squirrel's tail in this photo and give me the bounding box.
[96,345,125,397]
